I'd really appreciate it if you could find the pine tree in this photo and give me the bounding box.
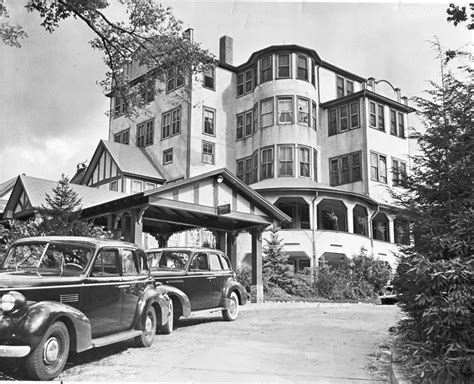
[392,41,473,382]
[262,226,295,294]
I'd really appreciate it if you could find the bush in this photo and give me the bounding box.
[236,266,252,293]
[393,253,473,382]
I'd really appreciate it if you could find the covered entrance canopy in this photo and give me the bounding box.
[80,168,291,302]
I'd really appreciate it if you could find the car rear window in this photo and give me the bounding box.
[147,250,190,271]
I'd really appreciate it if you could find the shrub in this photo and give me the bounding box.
[236,266,252,293]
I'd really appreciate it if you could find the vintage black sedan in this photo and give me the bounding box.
[145,247,247,326]
[0,236,172,380]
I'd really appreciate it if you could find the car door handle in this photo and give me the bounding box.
[117,284,130,288]
[207,277,216,280]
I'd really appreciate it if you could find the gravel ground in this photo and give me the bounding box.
[0,302,400,382]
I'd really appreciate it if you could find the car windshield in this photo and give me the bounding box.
[2,242,93,276]
[147,250,191,271]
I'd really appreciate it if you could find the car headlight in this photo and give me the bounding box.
[0,291,26,313]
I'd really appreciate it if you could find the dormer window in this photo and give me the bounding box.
[336,75,354,98]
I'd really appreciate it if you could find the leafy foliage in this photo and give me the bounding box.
[1,0,215,114]
[392,40,473,382]
[446,3,474,29]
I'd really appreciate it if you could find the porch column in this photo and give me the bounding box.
[388,216,395,244]
[215,231,226,252]
[129,209,143,247]
[226,232,237,270]
[251,228,263,303]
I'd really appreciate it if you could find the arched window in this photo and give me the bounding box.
[394,218,410,245]
[372,213,390,242]
[317,199,347,232]
[353,205,368,236]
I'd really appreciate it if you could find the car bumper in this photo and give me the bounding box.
[0,345,31,357]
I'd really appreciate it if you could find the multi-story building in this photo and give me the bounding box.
[81,33,414,272]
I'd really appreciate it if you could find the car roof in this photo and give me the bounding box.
[146,247,223,253]
[12,236,140,249]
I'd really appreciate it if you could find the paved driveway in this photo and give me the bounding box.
[1,302,399,382]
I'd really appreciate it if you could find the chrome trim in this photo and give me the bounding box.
[60,293,79,303]
[0,345,31,357]
[0,279,148,292]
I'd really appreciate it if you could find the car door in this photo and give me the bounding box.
[208,252,229,307]
[184,252,212,310]
[120,248,149,329]
[81,248,122,337]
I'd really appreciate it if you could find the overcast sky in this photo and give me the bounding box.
[0,1,470,182]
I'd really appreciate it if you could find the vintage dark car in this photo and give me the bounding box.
[0,236,172,380]
[145,247,247,325]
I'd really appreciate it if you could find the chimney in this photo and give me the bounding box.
[184,28,194,41]
[395,88,401,102]
[219,36,233,65]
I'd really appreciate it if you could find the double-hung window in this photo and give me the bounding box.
[299,146,310,177]
[336,76,354,98]
[328,101,359,136]
[237,69,253,96]
[312,102,317,130]
[114,94,127,117]
[278,145,294,177]
[203,107,215,136]
[114,129,130,144]
[371,152,387,183]
[277,96,293,124]
[392,158,407,186]
[203,67,215,90]
[137,118,154,147]
[236,110,253,140]
[260,56,273,83]
[390,110,406,138]
[140,78,155,103]
[261,98,274,128]
[236,160,245,181]
[297,55,308,81]
[237,154,258,184]
[329,152,362,186]
[277,54,291,78]
[162,107,181,139]
[261,147,274,180]
[163,148,173,164]
[369,101,385,131]
[297,97,309,126]
[202,141,215,164]
[166,66,185,93]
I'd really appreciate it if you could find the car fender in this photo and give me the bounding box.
[155,284,191,318]
[132,286,170,328]
[222,279,248,308]
[12,301,92,353]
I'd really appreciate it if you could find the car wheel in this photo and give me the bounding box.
[25,321,70,381]
[160,299,174,334]
[134,306,157,347]
[222,291,239,321]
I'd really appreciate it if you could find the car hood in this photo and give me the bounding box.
[0,271,83,291]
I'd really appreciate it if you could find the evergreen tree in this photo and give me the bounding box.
[392,41,473,382]
[262,226,295,294]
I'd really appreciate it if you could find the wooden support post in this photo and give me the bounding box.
[251,228,263,303]
[129,209,143,247]
[227,232,237,270]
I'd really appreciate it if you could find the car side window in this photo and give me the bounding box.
[218,254,231,270]
[92,249,119,277]
[147,251,162,269]
[189,253,209,271]
[209,253,223,271]
[122,249,140,276]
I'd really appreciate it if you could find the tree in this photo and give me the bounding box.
[392,40,473,382]
[38,174,110,237]
[1,0,215,115]
[262,226,295,294]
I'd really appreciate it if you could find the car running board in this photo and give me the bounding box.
[190,307,226,316]
[92,329,142,348]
